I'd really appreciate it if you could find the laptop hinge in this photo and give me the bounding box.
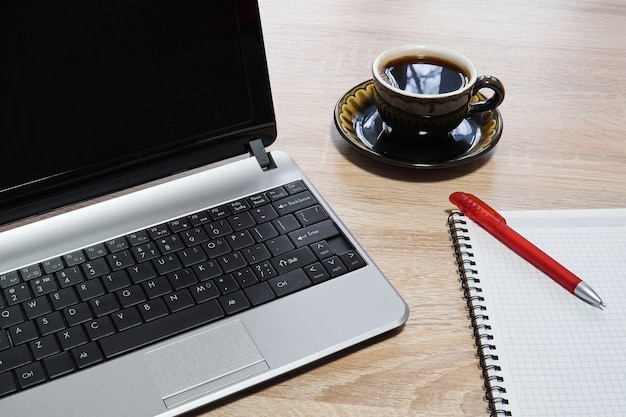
[248,138,276,171]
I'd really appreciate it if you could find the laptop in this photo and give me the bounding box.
[0,1,409,416]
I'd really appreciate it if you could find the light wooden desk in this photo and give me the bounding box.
[187,0,626,416]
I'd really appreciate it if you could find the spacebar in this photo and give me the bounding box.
[99,300,225,359]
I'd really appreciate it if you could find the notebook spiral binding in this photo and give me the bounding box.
[448,212,512,417]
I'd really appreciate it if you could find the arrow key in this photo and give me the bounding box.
[304,263,331,284]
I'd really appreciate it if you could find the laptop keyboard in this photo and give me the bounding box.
[0,181,366,398]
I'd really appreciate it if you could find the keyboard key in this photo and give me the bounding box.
[85,317,116,340]
[295,205,328,225]
[138,298,169,322]
[0,345,32,373]
[142,277,173,299]
[116,285,147,308]
[167,269,197,290]
[4,284,32,306]
[90,294,120,317]
[156,235,185,255]
[0,371,18,397]
[272,215,300,234]
[99,300,225,358]
[179,246,207,267]
[208,204,231,220]
[126,231,150,246]
[35,312,66,336]
[192,260,223,281]
[205,219,232,237]
[30,275,58,296]
[267,269,311,297]
[58,326,89,351]
[190,281,221,303]
[148,224,170,239]
[0,304,25,329]
[63,302,94,326]
[250,222,278,242]
[304,263,331,284]
[265,235,295,257]
[232,268,259,288]
[106,237,129,253]
[15,362,46,389]
[321,256,348,278]
[285,181,307,195]
[9,321,38,345]
[266,186,288,201]
[203,237,231,258]
[0,271,20,290]
[85,243,108,260]
[64,251,86,267]
[20,265,43,281]
[214,275,239,295]
[272,191,316,216]
[131,242,160,263]
[111,307,143,332]
[229,199,249,214]
[22,296,52,320]
[309,240,334,260]
[41,257,65,274]
[75,279,106,302]
[0,330,11,350]
[271,247,317,275]
[29,335,61,360]
[217,251,247,273]
[250,205,278,223]
[43,352,75,379]
[180,228,209,246]
[153,254,182,276]
[107,250,136,270]
[164,289,194,313]
[101,270,131,292]
[227,230,255,251]
[49,287,79,310]
[244,282,275,306]
[127,262,158,284]
[227,212,255,231]
[56,266,85,288]
[82,258,110,279]
[340,250,367,271]
[72,342,104,369]
[218,291,251,315]
[288,220,340,248]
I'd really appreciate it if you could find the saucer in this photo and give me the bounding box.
[334,80,503,169]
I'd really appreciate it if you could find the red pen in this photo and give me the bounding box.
[450,192,606,309]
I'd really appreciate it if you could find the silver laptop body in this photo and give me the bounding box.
[0,1,408,416]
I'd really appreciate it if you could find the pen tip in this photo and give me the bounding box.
[601,301,607,308]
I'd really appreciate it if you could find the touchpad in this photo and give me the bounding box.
[143,320,269,408]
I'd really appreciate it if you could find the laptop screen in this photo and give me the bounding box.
[0,0,276,225]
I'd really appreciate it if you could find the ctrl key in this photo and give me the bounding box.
[15,362,47,390]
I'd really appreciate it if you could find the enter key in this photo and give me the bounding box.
[287,220,340,248]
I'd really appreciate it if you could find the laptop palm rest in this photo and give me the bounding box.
[143,321,269,408]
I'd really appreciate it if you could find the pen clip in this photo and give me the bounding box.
[449,192,507,224]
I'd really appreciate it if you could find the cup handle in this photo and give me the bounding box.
[468,75,505,115]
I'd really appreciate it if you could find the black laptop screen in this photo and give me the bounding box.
[0,0,276,224]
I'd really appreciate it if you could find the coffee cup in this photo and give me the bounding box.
[372,45,505,137]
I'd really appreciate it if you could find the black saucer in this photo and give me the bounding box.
[334,80,503,169]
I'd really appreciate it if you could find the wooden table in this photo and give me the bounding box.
[186,0,626,416]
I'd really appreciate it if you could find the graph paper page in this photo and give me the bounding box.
[460,209,626,416]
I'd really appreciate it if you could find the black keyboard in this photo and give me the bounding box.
[0,181,366,398]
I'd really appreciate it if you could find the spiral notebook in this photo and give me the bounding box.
[448,208,626,417]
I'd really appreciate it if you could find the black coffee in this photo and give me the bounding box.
[382,56,469,95]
